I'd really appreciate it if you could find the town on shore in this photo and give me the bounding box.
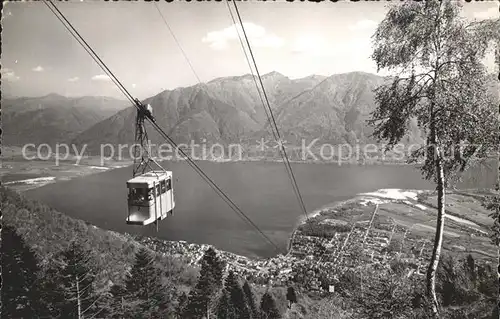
[135,188,496,294]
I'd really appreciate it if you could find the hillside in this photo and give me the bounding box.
[71,71,427,157]
[3,184,499,318]
[0,186,196,287]
[0,185,323,318]
[2,94,128,146]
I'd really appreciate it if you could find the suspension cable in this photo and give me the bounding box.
[153,3,202,84]
[224,1,279,142]
[150,2,281,251]
[228,1,349,289]
[229,0,310,224]
[42,0,280,253]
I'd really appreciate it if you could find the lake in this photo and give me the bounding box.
[24,161,494,258]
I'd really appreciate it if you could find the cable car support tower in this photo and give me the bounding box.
[132,98,164,178]
[128,99,172,232]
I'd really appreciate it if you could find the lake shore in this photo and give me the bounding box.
[2,148,411,193]
[12,141,494,261]
[287,187,496,261]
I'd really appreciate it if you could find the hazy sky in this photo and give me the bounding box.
[2,0,498,99]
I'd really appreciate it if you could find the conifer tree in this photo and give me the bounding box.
[183,247,225,318]
[90,290,119,319]
[40,263,67,318]
[176,291,189,319]
[216,290,232,319]
[243,280,259,318]
[1,225,45,318]
[260,292,281,319]
[57,242,100,319]
[466,254,476,283]
[107,283,130,319]
[286,286,297,309]
[224,271,251,319]
[122,247,169,318]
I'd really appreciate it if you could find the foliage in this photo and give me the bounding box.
[286,286,298,307]
[299,222,351,238]
[112,247,172,318]
[369,1,498,316]
[59,242,100,318]
[436,254,480,307]
[260,291,282,319]
[482,194,500,245]
[175,291,189,319]
[436,254,496,308]
[243,280,259,318]
[370,0,497,185]
[216,271,251,319]
[183,247,225,318]
[1,224,45,318]
[216,290,232,319]
[352,267,417,319]
[0,186,161,285]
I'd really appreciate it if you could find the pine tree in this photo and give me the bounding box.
[122,248,169,318]
[286,286,297,309]
[175,291,189,319]
[224,271,250,319]
[466,254,477,283]
[216,290,232,319]
[183,247,225,318]
[260,292,281,319]
[57,242,100,319]
[40,264,67,318]
[1,225,45,318]
[202,247,225,291]
[184,276,212,318]
[90,290,119,319]
[107,283,130,319]
[243,281,258,318]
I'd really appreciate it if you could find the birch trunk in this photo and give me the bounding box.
[426,145,446,318]
[495,47,500,319]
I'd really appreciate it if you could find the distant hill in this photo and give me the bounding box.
[2,94,128,146]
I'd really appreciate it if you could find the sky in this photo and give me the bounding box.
[2,0,498,100]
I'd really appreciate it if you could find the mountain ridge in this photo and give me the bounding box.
[72,71,406,155]
[2,95,129,146]
[5,71,498,157]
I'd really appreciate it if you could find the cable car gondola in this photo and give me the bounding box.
[125,101,175,228]
[126,170,174,225]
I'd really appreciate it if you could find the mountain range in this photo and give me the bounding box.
[71,71,423,156]
[4,71,498,156]
[2,94,128,146]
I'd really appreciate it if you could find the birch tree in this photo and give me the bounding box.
[369,1,498,317]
